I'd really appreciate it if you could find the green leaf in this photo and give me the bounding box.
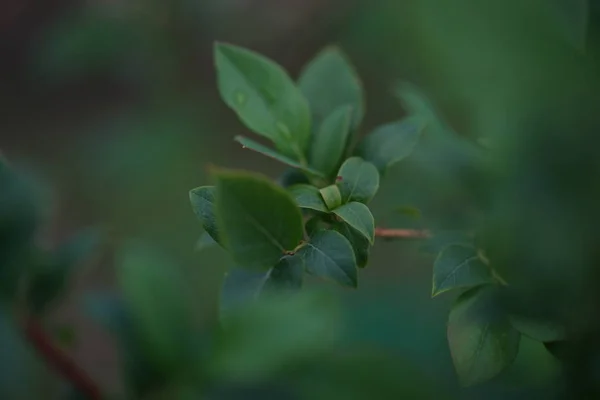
[297,230,357,288]
[336,157,380,204]
[211,290,340,382]
[447,286,521,387]
[332,202,375,244]
[305,216,329,237]
[117,241,194,374]
[263,255,304,293]
[189,186,221,245]
[298,46,364,132]
[278,168,309,188]
[393,82,446,135]
[214,43,311,159]
[309,106,353,176]
[28,228,101,314]
[220,268,271,318]
[432,245,495,297]
[509,315,566,342]
[215,169,304,271]
[319,185,342,210]
[357,117,424,173]
[220,257,304,318]
[332,221,370,268]
[235,136,324,177]
[287,184,327,212]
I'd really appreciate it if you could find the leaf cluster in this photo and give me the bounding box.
[190,43,423,313]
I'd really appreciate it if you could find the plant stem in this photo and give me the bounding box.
[374,228,430,239]
[24,318,102,400]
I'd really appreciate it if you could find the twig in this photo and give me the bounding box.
[24,318,102,400]
[375,228,431,239]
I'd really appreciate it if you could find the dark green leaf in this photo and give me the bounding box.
[336,157,380,204]
[298,230,357,288]
[432,245,494,297]
[298,46,364,132]
[332,202,375,244]
[309,106,353,176]
[332,221,370,268]
[235,136,324,178]
[543,341,570,362]
[215,43,311,159]
[356,117,424,173]
[211,290,340,382]
[221,258,303,319]
[220,268,271,318]
[319,185,342,210]
[189,186,221,245]
[215,169,304,271]
[278,168,309,188]
[263,255,304,293]
[117,242,194,374]
[305,216,329,237]
[509,315,566,342]
[447,286,521,387]
[287,184,328,212]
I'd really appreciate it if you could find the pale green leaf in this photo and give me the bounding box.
[309,106,353,176]
[215,43,311,159]
[448,286,521,387]
[287,184,328,212]
[319,185,342,210]
[332,202,375,244]
[235,136,324,178]
[215,169,304,271]
[357,117,424,172]
[432,245,494,297]
[298,46,364,132]
[336,157,379,204]
[298,230,357,288]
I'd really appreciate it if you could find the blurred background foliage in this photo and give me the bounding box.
[1,0,599,398]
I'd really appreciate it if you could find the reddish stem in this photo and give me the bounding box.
[24,318,102,400]
[375,228,431,239]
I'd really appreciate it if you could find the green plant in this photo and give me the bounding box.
[188,42,580,390]
[190,43,424,300]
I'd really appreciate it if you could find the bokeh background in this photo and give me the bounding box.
[1,0,597,398]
